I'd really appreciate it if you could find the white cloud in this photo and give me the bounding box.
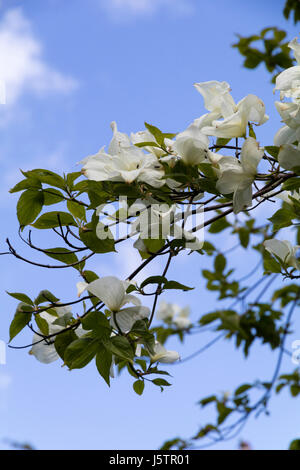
[101,0,194,19]
[0,8,78,106]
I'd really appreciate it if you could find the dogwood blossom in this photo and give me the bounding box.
[276,189,300,205]
[274,37,300,145]
[150,341,180,363]
[77,276,150,333]
[201,94,268,138]
[80,122,165,187]
[156,301,191,328]
[275,37,300,100]
[194,80,235,118]
[131,129,174,158]
[215,137,264,213]
[264,239,300,270]
[30,306,85,364]
[129,199,203,249]
[173,122,209,165]
[278,143,300,170]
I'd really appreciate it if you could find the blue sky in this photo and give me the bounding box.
[0,0,299,450]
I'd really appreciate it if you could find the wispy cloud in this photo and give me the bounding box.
[0,8,78,106]
[101,0,194,19]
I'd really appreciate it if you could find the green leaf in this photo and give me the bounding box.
[23,169,66,189]
[54,329,78,360]
[265,146,279,159]
[34,290,59,305]
[64,334,102,369]
[44,248,84,271]
[35,314,50,335]
[289,439,300,450]
[134,141,161,148]
[163,280,194,291]
[96,344,113,386]
[133,380,145,395]
[66,172,82,189]
[144,122,164,146]
[17,189,44,226]
[140,276,167,289]
[81,311,111,338]
[215,138,231,152]
[104,336,134,362]
[7,292,33,305]
[282,177,300,191]
[43,188,65,206]
[268,207,295,230]
[152,378,171,387]
[80,220,115,254]
[238,227,250,248]
[199,396,217,407]
[234,384,252,396]
[32,211,77,229]
[263,251,282,274]
[214,254,226,273]
[10,177,42,193]
[9,304,33,341]
[208,218,231,233]
[67,200,86,221]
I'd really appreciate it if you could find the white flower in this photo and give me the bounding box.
[156,301,191,328]
[264,239,300,270]
[150,341,180,363]
[194,80,236,117]
[274,125,300,146]
[156,301,180,321]
[276,189,300,205]
[201,95,268,139]
[129,199,202,249]
[80,122,165,188]
[131,129,174,158]
[275,101,300,129]
[173,307,191,329]
[215,137,264,213]
[30,306,85,364]
[77,276,150,334]
[278,143,300,170]
[275,37,300,100]
[173,122,209,165]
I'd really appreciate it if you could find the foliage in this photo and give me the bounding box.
[4,3,300,450]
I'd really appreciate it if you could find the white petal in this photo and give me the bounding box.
[202,111,245,138]
[77,281,89,297]
[174,135,208,165]
[289,37,300,65]
[275,101,300,129]
[216,166,245,194]
[275,66,300,98]
[194,80,235,116]
[30,333,59,364]
[240,137,264,175]
[278,144,300,170]
[237,94,268,125]
[150,342,180,363]
[264,239,292,263]
[233,183,253,214]
[87,276,125,311]
[110,306,150,333]
[108,121,131,155]
[274,125,299,146]
[121,294,141,307]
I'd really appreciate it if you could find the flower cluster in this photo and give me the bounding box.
[9,35,300,395]
[275,37,300,169]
